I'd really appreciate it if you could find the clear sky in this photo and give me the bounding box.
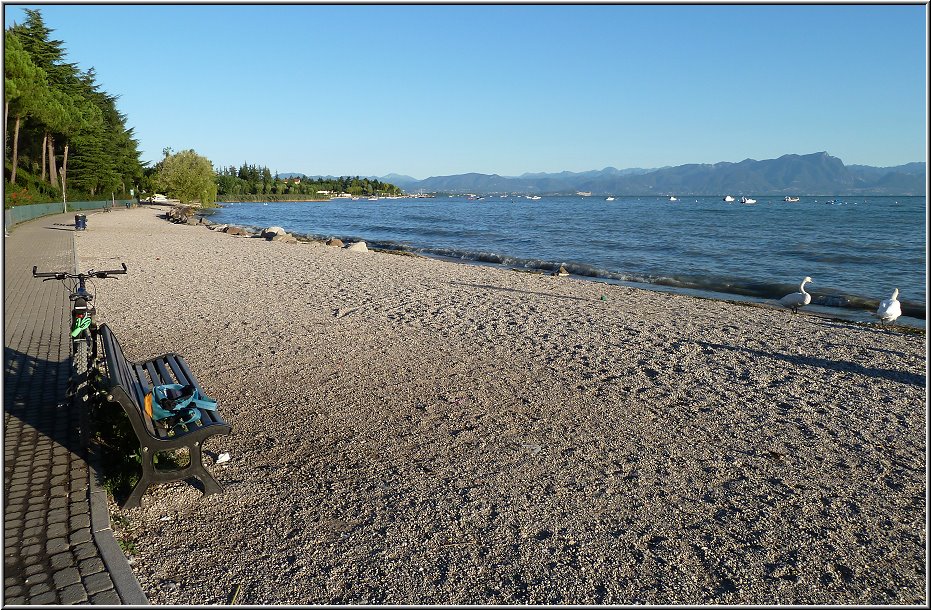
[4,2,927,179]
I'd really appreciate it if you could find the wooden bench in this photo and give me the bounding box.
[98,323,232,509]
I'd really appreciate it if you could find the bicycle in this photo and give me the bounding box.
[32,263,127,380]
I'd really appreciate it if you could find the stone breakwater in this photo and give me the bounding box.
[75,207,926,605]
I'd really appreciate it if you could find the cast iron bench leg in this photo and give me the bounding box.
[191,440,223,495]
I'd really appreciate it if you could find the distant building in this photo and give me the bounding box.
[316,190,331,194]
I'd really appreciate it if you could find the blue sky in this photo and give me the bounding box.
[4,3,927,179]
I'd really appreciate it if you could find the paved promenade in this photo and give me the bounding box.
[3,212,146,604]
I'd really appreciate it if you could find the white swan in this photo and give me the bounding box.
[876,288,902,325]
[779,276,813,313]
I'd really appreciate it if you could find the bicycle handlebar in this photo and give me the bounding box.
[33,262,127,280]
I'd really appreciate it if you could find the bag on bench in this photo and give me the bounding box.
[145,383,218,432]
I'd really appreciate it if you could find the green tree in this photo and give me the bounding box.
[155,149,217,206]
[4,29,50,184]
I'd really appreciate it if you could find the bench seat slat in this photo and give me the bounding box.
[168,355,225,425]
[154,358,177,386]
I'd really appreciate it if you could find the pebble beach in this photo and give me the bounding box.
[73,206,926,605]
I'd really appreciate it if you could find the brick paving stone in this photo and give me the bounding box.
[47,522,69,538]
[46,537,69,554]
[28,581,52,596]
[59,582,90,604]
[73,542,97,561]
[22,562,47,578]
[32,591,57,604]
[21,544,42,558]
[90,588,121,604]
[70,528,93,545]
[83,571,114,595]
[51,551,74,570]
[70,513,91,530]
[6,585,24,597]
[47,508,68,524]
[79,556,105,577]
[24,516,45,528]
[53,566,82,589]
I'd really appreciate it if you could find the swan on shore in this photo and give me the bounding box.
[875,288,902,325]
[779,276,813,313]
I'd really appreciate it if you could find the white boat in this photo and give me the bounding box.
[529,195,542,200]
[669,196,678,202]
[784,196,800,202]
[723,195,735,202]
[740,196,757,204]
[605,196,615,201]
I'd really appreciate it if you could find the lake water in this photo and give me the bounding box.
[207,195,926,326]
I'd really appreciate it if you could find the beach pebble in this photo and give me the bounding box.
[346,241,369,253]
[326,238,344,248]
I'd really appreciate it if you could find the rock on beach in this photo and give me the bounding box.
[73,207,927,606]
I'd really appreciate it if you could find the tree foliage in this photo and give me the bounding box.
[155,149,217,206]
[215,163,402,200]
[4,8,143,205]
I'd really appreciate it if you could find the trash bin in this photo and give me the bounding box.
[125,201,131,208]
[75,214,87,231]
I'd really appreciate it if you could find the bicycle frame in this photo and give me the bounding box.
[32,263,127,373]
[69,277,99,364]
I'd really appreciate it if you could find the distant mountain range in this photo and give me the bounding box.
[286,152,926,196]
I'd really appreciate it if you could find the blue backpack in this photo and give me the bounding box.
[144,383,218,431]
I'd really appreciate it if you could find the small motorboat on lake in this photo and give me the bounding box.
[723,195,735,202]
[784,196,800,202]
[669,196,678,202]
[740,196,757,204]
[605,196,615,201]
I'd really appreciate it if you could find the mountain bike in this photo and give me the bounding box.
[32,263,127,380]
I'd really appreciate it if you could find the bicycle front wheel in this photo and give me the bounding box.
[73,339,89,390]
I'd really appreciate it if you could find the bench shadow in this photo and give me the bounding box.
[3,346,85,460]
[696,340,925,387]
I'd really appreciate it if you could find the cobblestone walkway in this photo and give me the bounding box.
[3,213,145,604]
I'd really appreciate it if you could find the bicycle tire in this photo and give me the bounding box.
[73,339,89,394]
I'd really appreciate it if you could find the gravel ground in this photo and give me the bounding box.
[74,206,926,605]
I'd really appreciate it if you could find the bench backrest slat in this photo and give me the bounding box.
[128,362,148,409]
[131,362,159,438]
[102,324,147,409]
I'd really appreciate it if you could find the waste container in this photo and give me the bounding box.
[75,214,87,231]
